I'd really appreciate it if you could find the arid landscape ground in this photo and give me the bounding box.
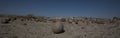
[0,15,120,38]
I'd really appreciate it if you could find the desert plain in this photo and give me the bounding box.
[0,15,120,38]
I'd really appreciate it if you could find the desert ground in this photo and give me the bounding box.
[0,15,120,38]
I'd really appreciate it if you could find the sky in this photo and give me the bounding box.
[0,0,120,18]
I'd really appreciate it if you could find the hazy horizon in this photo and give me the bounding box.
[0,0,120,18]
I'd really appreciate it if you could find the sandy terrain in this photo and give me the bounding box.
[0,15,120,38]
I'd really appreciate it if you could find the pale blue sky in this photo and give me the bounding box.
[0,0,120,18]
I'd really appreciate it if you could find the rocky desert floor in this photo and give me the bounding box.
[0,15,120,38]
